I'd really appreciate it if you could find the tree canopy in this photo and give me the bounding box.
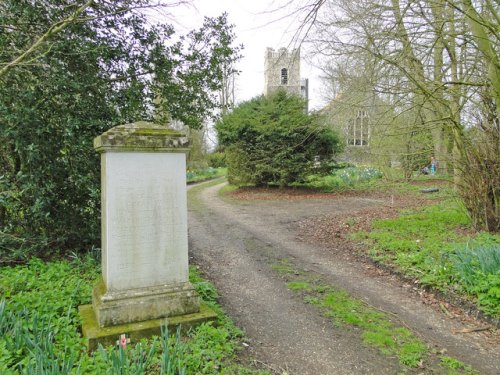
[0,0,240,260]
[216,91,342,187]
[295,0,499,231]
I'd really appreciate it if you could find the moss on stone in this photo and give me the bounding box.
[94,121,189,153]
[79,302,217,351]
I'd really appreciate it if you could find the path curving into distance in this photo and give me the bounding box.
[187,181,499,375]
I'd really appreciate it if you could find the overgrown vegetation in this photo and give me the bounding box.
[302,166,383,191]
[0,1,240,261]
[361,200,500,317]
[0,257,263,374]
[216,91,343,187]
[451,245,500,316]
[208,151,227,169]
[187,168,226,184]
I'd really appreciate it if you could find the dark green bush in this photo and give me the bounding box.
[216,91,342,187]
[208,152,227,168]
[0,2,239,260]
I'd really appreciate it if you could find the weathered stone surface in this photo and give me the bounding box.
[92,279,200,327]
[94,121,189,152]
[79,302,217,351]
[264,47,301,96]
[100,150,189,292]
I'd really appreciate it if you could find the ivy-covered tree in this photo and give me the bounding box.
[216,91,342,187]
[0,0,240,261]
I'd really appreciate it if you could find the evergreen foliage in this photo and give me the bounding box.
[0,1,240,260]
[216,91,342,187]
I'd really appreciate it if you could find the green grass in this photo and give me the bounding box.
[440,356,478,374]
[287,281,311,291]
[280,261,476,372]
[285,274,428,368]
[271,259,296,276]
[363,199,500,317]
[186,167,226,183]
[320,290,426,367]
[276,259,429,369]
[0,256,265,374]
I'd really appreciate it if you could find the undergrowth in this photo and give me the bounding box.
[301,166,383,192]
[362,200,500,317]
[0,256,264,374]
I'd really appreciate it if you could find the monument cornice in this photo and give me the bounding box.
[94,121,190,153]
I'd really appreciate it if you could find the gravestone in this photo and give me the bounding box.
[79,121,216,350]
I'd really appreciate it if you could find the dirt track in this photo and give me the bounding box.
[187,181,500,374]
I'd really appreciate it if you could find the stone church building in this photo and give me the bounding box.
[321,89,398,165]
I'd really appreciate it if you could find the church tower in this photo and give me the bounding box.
[264,47,308,108]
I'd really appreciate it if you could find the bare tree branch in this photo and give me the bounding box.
[0,0,94,78]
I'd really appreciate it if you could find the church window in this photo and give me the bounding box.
[281,68,288,84]
[347,110,369,146]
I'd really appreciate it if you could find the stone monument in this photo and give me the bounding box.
[80,121,216,350]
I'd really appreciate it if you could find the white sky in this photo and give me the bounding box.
[157,0,325,110]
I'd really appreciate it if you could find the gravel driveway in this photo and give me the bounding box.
[188,181,500,374]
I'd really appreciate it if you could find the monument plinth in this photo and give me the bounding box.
[80,122,216,349]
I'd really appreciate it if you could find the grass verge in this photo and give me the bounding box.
[273,259,478,374]
[0,255,265,374]
[359,199,500,318]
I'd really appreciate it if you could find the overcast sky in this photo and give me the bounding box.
[157,0,325,110]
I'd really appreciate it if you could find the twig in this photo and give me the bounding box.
[0,0,94,78]
[253,359,290,375]
[439,303,454,319]
[452,326,491,334]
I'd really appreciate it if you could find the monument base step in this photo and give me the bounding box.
[92,279,201,327]
[79,302,217,351]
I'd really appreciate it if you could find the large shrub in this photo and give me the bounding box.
[216,91,342,187]
[0,1,239,261]
[208,151,227,168]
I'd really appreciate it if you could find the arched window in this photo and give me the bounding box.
[281,68,288,85]
[348,110,370,146]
